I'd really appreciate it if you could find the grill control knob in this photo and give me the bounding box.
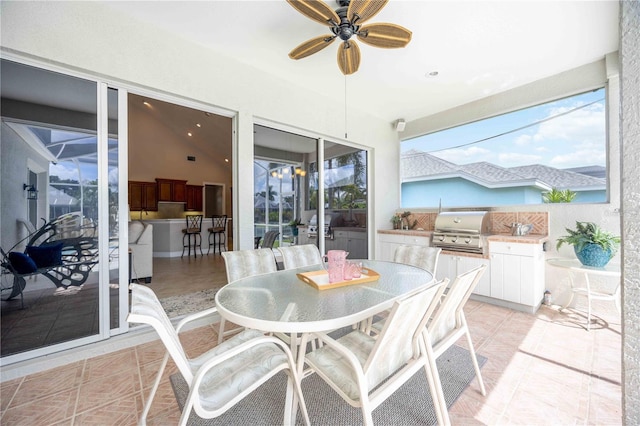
[451,236,458,243]
[464,237,472,244]
[437,235,445,242]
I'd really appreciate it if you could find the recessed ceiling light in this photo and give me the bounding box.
[187,132,192,137]
[196,123,201,127]
[143,101,151,107]
[425,71,439,78]
[225,158,229,162]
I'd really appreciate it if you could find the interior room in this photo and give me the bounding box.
[1,1,638,425]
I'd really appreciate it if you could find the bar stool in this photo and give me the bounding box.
[182,214,203,258]
[207,215,227,254]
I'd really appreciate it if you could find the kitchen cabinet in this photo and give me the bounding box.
[128,181,158,211]
[436,254,491,297]
[186,185,203,211]
[378,233,431,261]
[333,230,367,259]
[490,241,544,309]
[156,178,187,202]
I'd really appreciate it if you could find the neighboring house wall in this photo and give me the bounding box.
[402,179,606,207]
[0,123,49,250]
[402,178,543,207]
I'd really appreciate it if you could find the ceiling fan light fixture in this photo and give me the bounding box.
[287,0,411,75]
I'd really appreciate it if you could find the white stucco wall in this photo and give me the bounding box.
[620,0,640,422]
[0,0,400,252]
[0,123,50,251]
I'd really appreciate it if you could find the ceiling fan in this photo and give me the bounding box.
[287,0,412,75]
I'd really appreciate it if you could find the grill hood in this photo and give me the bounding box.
[434,211,490,234]
[432,211,490,254]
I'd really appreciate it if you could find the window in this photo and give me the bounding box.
[401,88,607,208]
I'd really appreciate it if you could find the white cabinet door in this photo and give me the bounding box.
[458,256,491,297]
[439,254,490,296]
[378,234,406,262]
[490,242,544,306]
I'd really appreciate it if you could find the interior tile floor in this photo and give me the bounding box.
[1,253,230,357]
[0,293,621,425]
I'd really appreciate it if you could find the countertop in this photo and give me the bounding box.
[377,229,548,244]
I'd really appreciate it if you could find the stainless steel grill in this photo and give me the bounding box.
[432,211,490,254]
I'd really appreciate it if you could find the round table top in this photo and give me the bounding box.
[215,259,434,334]
[546,257,621,276]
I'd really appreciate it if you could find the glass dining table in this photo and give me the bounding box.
[214,259,436,423]
[215,259,435,337]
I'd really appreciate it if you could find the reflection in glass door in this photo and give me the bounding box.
[0,59,123,362]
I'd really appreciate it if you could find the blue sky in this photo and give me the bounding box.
[401,88,606,170]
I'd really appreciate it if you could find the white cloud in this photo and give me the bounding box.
[498,152,542,166]
[514,134,533,146]
[533,103,605,146]
[435,146,491,163]
[550,149,606,168]
[50,163,78,181]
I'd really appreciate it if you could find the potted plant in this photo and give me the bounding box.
[390,215,402,229]
[556,221,620,267]
[288,218,302,236]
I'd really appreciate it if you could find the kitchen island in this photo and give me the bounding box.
[145,218,230,257]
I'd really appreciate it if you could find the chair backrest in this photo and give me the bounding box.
[394,245,442,276]
[185,214,203,232]
[260,231,279,249]
[127,284,193,382]
[428,264,487,347]
[277,244,324,269]
[211,215,227,231]
[221,248,278,282]
[364,280,448,389]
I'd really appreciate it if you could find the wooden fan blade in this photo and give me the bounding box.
[289,35,336,59]
[286,0,339,26]
[347,0,388,24]
[337,40,361,75]
[357,23,412,48]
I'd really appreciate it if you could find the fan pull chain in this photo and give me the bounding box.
[344,74,348,139]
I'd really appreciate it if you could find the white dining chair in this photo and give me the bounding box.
[394,245,442,277]
[364,245,442,334]
[301,280,451,426]
[427,264,488,397]
[127,283,309,426]
[277,244,324,269]
[219,248,278,344]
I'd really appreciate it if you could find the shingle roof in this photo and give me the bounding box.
[401,151,605,190]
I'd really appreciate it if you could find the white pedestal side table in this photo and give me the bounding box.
[547,258,621,331]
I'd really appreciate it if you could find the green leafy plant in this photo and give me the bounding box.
[288,218,302,227]
[390,215,402,225]
[543,188,577,203]
[556,221,620,253]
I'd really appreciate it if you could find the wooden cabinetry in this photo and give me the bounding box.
[186,185,203,211]
[489,242,544,310]
[156,178,187,202]
[128,181,158,211]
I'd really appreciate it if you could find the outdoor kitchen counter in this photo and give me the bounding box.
[377,229,548,244]
[377,229,549,259]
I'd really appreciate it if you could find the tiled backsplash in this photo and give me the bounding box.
[396,211,549,235]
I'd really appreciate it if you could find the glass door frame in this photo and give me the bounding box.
[0,55,129,365]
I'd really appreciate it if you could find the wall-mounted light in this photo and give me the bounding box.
[23,183,38,200]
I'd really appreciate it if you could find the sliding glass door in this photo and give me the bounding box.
[0,59,127,362]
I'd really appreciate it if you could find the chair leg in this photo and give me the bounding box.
[218,318,227,345]
[140,352,170,425]
[464,325,486,396]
